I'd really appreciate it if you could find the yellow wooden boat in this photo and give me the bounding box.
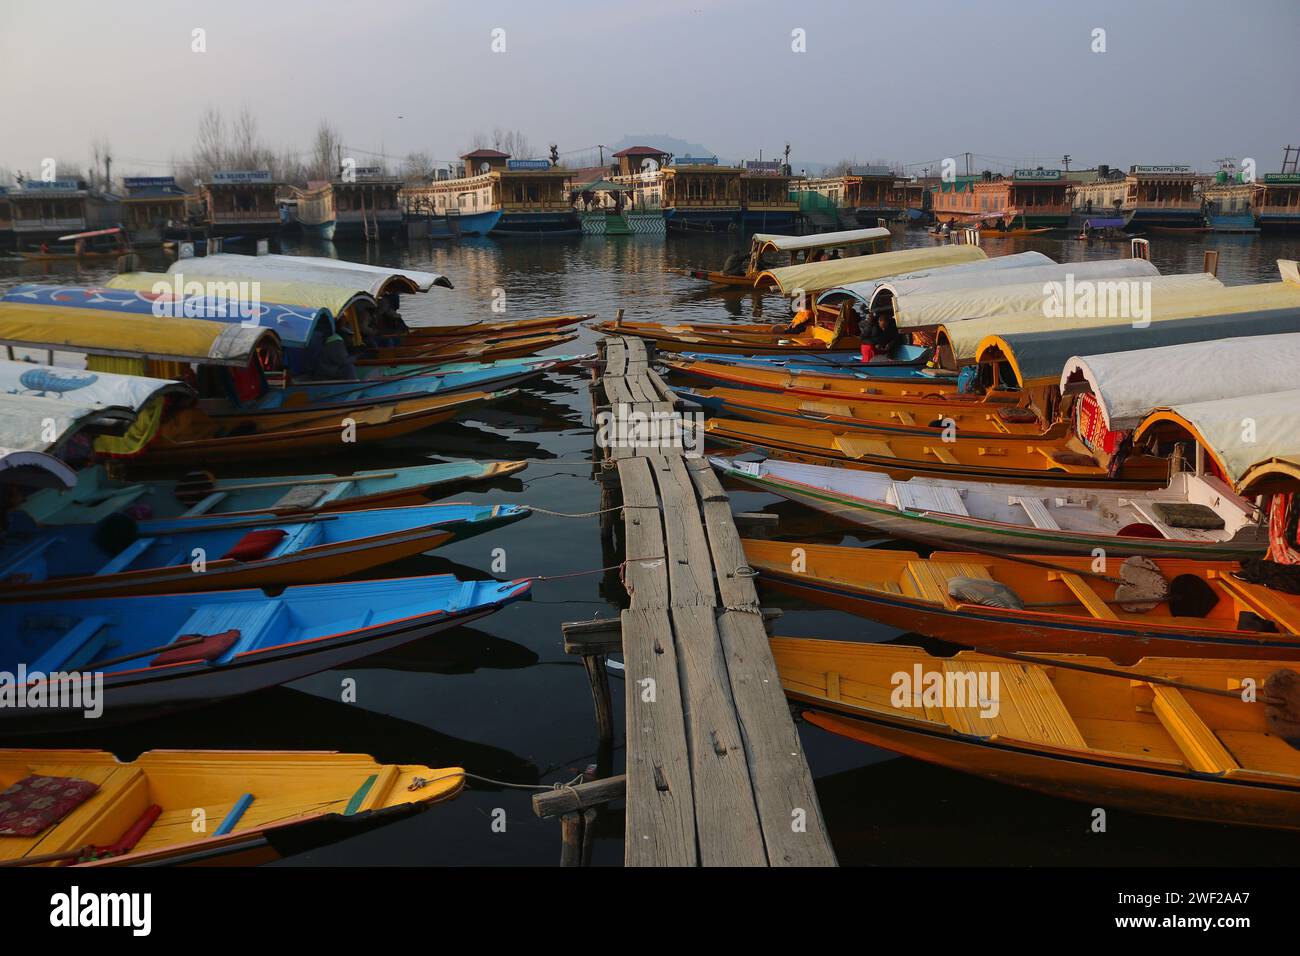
[401,313,591,338]
[0,749,463,866]
[706,418,1171,485]
[661,355,964,401]
[589,316,863,355]
[134,389,511,464]
[745,539,1300,662]
[772,639,1300,830]
[686,385,1048,439]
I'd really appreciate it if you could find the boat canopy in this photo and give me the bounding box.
[166,254,451,296]
[884,258,1167,328]
[937,280,1300,367]
[1132,389,1300,486]
[1236,455,1300,497]
[112,272,373,328]
[751,227,890,256]
[3,283,332,350]
[0,448,77,490]
[816,252,1052,308]
[0,302,280,367]
[0,359,193,411]
[977,307,1300,390]
[0,393,137,456]
[1058,331,1300,432]
[755,245,986,296]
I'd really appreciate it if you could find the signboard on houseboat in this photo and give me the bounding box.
[506,159,552,171]
[1264,174,1300,184]
[123,177,178,189]
[211,170,273,184]
[1130,165,1192,174]
[1013,169,1062,181]
[24,179,81,191]
[672,156,719,166]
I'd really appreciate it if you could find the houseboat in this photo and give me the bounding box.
[0,187,12,250]
[201,170,283,238]
[1121,164,1206,231]
[1253,174,1300,233]
[293,180,336,241]
[738,160,800,232]
[611,145,671,208]
[333,168,404,239]
[120,176,192,247]
[9,179,122,249]
[1070,172,1129,220]
[402,151,577,237]
[975,169,1071,229]
[660,157,742,232]
[401,167,502,237]
[1202,177,1259,233]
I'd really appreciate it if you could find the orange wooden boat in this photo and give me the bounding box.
[356,333,579,366]
[661,355,963,401]
[588,318,862,355]
[746,539,1300,662]
[401,313,591,338]
[773,639,1300,830]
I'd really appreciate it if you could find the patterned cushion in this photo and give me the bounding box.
[0,774,99,836]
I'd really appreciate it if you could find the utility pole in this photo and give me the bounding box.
[1061,153,1071,172]
[598,145,605,165]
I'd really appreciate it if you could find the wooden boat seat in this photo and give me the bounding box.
[942,661,1088,751]
[181,492,230,517]
[890,409,917,426]
[905,560,994,605]
[1147,684,1240,775]
[1009,496,1061,530]
[96,537,154,576]
[799,401,854,418]
[1207,572,1300,634]
[175,600,286,662]
[1048,571,1117,619]
[923,445,959,465]
[834,435,896,460]
[890,482,969,516]
[272,486,332,510]
[28,616,110,674]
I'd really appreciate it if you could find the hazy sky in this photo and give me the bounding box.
[2,0,1297,178]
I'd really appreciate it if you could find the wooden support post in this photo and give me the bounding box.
[581,807,598,867]
[560,812,582,867]
[532,774,628,817]
[583,653,615,777]
[614,307,624,329]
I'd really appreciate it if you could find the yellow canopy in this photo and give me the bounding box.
[755,245,985,296]
[1236,455,1300,496]
[0,301,279,366]
[938,280,1300,367]
[110,272,375,322]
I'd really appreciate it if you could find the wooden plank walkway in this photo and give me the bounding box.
[586,334,836,867]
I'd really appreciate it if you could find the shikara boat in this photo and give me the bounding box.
[356,333,579,366]
[0,502,529,600]
[744,539,1300,662]
[682,227,892,288]
[753,245,987,298]
[713,457,1265,559]
[683,385,1049,439]
[20,460,528,525]
[661,355,963,399]
[589,318,862,355]
[357,352,592,382]
[401,314,592,338]
[133,388,515,464]
[0,575,531,728]
[705,418,1171,486]
[772,639,1300,830]
[678,344,932,378]
[0,749,465,866]
[17,228,131,262]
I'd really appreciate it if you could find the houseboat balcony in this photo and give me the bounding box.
[13,216,87,233]
[494,199,581,236]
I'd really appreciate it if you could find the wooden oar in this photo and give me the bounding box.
[84,636,206,671]
[175,472,397,504]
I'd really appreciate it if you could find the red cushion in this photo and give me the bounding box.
[1117,522,1163,538]
[151,629,241,667]
[0,774,99,836]
[859,344,877,363]
[221,529,287,561]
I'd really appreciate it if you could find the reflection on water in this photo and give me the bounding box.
[6,226,1300,866]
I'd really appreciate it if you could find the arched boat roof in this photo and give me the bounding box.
[751,227,890,255]
[938,279,1300,367]
[166,253,452,296]
[1057,331,1300,432]
[1132,389,1300,486]
[817,252,1046,308]
[1236,455,1300,496]
[0,448,77,489]
[5,282,333,350]
[755,245,985,296]
[0,302,280,367]
[863,251,1054,312]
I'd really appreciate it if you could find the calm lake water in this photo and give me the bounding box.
[4,226,1300,866]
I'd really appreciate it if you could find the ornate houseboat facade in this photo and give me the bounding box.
[738,160,799,232]
[9,179,122,247]
[402,151,577,237]
[121,176,192,247]
[202,170,283,238]
[659,157,743,232]
[1121,165,1206,231]
[1253,174,1300,233]
[333,169,403,239]
[931,169,1070,228]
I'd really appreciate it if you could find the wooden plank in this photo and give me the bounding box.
[716,610,837,866]
[617,457,669,608]
[622,608,697,866]
[670,604,767,866]
[687,457,761,610]
[646,368,678,404]
[656,455,718,606]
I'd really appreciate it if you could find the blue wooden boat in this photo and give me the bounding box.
[679,343,938,380]
[360,352,591,381]
[0,575,531,729]
[0,502,530,600]
[20,460,529,525]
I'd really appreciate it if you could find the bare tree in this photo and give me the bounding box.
[309,120,342,180]
[465,128,535,159]
[401,150,434,182]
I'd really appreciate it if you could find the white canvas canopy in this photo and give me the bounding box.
[751,227,890,254]
[168,254,451,296]
[1062,332,1300,432]
[885,259,1168,328]
[1133,389,1300,485]
[755,244,986,295]
[0,394,132,455]
[0,360,192,412]
[816,251,1054,308]
[0,448,76,489]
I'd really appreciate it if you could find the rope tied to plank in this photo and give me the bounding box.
[409,770,587,793]
[519,554,666,585]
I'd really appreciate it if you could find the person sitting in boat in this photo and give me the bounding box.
[829,249,842,260]
[861,309,904,360]
[721,250,749,276]
[301,322,358,381]
[374,293,409,344]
